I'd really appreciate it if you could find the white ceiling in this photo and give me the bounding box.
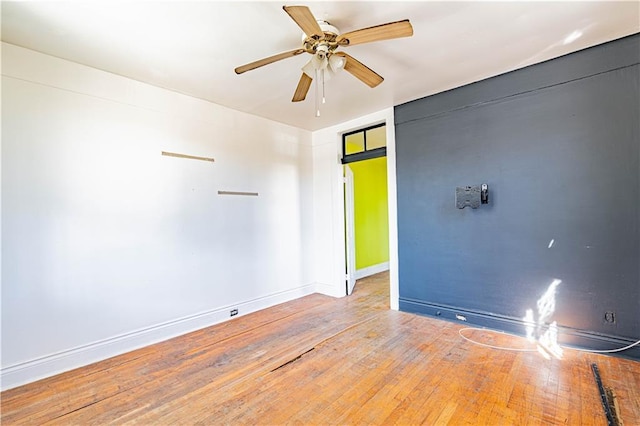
[2,1,639,131]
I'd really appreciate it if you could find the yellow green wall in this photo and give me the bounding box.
[349,157,389,269]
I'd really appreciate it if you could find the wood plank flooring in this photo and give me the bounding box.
[2,271,639,425]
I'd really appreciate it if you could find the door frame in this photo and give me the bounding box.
[344,165,357,295]
[310,108,398,307]
[334,109,399,308]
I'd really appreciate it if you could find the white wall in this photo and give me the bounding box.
[311,109,399,308]
[1,43,315,389]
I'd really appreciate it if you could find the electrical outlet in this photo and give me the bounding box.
[604,311,615,324]
[230,308,238,317]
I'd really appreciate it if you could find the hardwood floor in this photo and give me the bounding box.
[2,271,639,425]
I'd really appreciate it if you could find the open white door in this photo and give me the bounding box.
[344,165,357,295]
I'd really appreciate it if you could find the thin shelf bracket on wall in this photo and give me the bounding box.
[218,191,259,197]
[161,151,215,163]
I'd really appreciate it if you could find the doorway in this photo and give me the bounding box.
[342,124,390,296]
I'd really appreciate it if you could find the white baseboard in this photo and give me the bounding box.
[0,283,316,391]
[355,262,389,280]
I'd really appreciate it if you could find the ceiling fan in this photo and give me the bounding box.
[234,5,413,110]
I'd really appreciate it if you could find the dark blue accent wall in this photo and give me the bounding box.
[395,34,639,359]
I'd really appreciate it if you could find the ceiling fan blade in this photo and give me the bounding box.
[292,73,313,102]
[334,52,383,88]
[337,20,413,46]
[235,49,305,74]
[283,5,324,38]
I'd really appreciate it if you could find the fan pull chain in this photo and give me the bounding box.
[322,69,326,105]
[315,68,320,117]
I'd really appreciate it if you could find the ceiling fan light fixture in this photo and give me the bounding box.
[301,58,316,78]
[302,51,342,81]
[302,54,324,77]
[329,54,345,72]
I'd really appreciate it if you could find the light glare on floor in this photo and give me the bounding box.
[523,279,563,359]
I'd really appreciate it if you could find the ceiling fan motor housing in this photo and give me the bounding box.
[302,20,340,56]
[318,21,339,37]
